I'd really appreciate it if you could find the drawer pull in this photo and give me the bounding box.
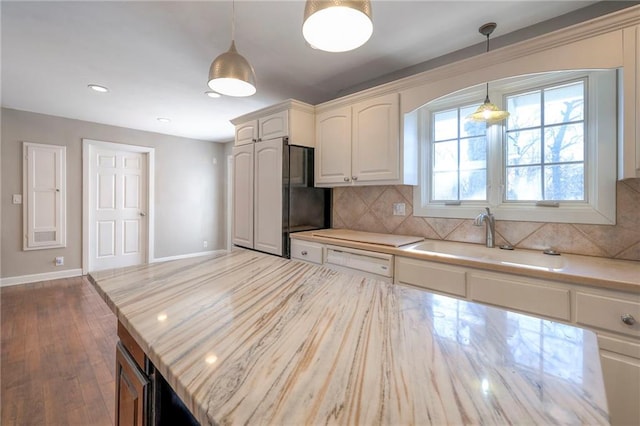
[301,250,308,256]
[621,314,636,326]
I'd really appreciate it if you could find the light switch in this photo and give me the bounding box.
[393,202,406,216]
[12,194,22,204]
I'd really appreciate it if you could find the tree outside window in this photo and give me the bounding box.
[504,80,585,202]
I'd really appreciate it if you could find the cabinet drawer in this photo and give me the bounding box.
[576,292,640,338]
[468,273,570,321]
[395,257,466,297]
[290,240,323,264]
[598,334,640,359]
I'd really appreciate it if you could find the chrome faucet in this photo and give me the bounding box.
[474,207,496,248]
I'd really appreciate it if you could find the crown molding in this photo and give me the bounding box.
[316,4,640,113]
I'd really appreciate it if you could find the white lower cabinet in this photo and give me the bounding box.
[395,257,466,297]
[598,335,640,426]
[468,272,571,321]
[393,255,640,426]
[575,290,640,426]
[290,240,323,265]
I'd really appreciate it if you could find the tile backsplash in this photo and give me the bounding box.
[332,179,640,261]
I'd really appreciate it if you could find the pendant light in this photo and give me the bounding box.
[208,0,256,97]
[467,23,509,124]
[302,0,373,53]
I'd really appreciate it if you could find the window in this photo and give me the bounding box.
[431,105,487,202]
[504,80,585,202]
[414,70,617,224]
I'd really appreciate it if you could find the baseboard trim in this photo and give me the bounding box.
[151,250,227,263]
[0,268,84,287]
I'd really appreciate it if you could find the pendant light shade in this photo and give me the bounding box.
[468,92,511,124]
[303,0,373,53]
[467,23,509,124]
[207,1,256,97]
[208,41,256,97]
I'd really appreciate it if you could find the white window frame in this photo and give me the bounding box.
[414,69,617,225]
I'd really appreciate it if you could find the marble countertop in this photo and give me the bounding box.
[292,230,640,293]
[89,249,608,425]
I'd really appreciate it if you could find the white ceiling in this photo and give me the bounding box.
[2,0,616,143]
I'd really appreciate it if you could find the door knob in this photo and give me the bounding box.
[139,212,146,217]
[621,314,636,325]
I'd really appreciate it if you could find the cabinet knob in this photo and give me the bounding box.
[252,138,257,143]
[621,314,636,325]
[343,177,350,182]
[352,176,358,181]
[301,250,308,256]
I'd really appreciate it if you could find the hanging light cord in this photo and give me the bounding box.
[483,30,491,103]
[231,0,235,42]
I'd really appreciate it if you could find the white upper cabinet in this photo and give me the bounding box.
[232,100,314,147]
[259,110,288,141]
[315,106,351,184]
[235,121,258,146]
[620,24,640,179]
[352,94,400,183]
[315,93,414,187]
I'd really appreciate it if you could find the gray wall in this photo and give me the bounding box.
[1,108,227,278]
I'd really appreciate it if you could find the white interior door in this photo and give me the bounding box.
[90,147,147,271]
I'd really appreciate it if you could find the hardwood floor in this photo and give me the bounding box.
[1,277,117,426]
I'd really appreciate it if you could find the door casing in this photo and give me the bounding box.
[82,139,155,274]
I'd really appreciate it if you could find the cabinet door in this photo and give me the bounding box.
[395,257,467,297]
[115,342,150,426]
[232,145,254,248]
[259,110,288,141]
[315,106,352,185]
[352,93,399,183]
[468,272,570,321]
[254,139,283,255]
[600,350,640,426]
[620,25,639,179]
[235,120,258,146]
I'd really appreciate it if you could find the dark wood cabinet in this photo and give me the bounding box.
[115,342,150,426]
[114,321,200,426]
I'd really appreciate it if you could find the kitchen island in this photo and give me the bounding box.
[89,248,609,425]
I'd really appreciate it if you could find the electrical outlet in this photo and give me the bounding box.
[55,256,64,266]
[393,203,406,216]
[203,240,208,249]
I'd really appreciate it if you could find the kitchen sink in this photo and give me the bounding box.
[404,240,566,271]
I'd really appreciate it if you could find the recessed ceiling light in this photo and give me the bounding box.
[88,84,109,93]
[157,117,171,123]
[205,91,221,98]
